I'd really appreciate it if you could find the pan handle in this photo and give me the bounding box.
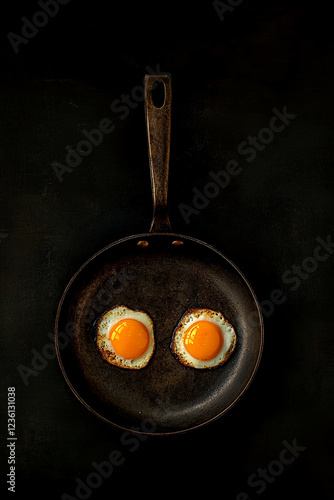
[145,74,172,233]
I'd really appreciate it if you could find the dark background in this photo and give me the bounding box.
[1,0,333,498]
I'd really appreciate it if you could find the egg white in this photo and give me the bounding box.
[170,308,237,369]
[95,305,155,369]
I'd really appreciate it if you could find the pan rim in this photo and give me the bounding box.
[55,232,264,436]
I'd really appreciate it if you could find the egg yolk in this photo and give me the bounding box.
[183,321,223,361]
[109,319,150,360]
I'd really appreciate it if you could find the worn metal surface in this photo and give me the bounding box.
[55,75,264,434]
[55,232,263,434]
[145,74,172,233]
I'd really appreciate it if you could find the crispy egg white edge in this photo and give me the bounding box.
[171,308,237,369]
[96,305,155,369]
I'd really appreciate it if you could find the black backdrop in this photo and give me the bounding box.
[1,1,333,499]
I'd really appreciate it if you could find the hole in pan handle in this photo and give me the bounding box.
[145,74,172,233]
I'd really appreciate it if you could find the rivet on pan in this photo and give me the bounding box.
[137,240,149,248]
[172,240,184,246]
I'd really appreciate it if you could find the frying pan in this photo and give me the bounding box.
[55,74,264,435]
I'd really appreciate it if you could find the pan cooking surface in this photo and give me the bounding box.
[56,233,263,434]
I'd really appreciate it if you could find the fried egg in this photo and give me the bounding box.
[95,305,155,369]
[170,308,236,369]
